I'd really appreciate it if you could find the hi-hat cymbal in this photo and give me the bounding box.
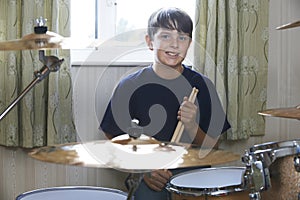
[276,20,300,30]
[29,140,240,172]
[0,31,96,51]
[258,105,300,119]
[0,31,63,50]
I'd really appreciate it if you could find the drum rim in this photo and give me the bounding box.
[249,140,300,165]
[167,185,245,197]
[250,139,300,152]
[15,186,128,199]
[166,167,246,197]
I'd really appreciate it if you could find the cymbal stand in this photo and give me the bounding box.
[125,172,143,200]
[0,50,64,121]
[125,120,144,199]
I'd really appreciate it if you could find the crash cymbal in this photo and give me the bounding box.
[276,20,300,30]
[0,31,96,51]
[29,140,240,172]
[169,146,240,169]
[258,105,300,119]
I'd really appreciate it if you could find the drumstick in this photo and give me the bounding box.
[172,87,198,143]
[175,88,198,142]
[171,87,199,143]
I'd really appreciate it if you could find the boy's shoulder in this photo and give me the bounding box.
[183,65,206,79]
[118,65,153,85]
[182,65,214,87]
[123,65,152,80]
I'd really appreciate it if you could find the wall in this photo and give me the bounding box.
[1,0,300,199]
[0,147,128,199]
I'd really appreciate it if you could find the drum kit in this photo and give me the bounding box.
[1,19,300,200]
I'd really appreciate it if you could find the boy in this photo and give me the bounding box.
[100,7,230,200]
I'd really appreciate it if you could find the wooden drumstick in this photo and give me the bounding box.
[171,87,199,143]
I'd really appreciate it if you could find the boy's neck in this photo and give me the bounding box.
[152,63,184,80]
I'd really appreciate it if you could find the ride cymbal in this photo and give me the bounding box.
[276,20,300,30]
[258,105,300,119]
[29,139,240,172]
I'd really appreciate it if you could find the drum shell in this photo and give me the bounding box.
[15,186,128,200]
[261,154,300,199]
[249,139,300,199]
[167,167,249,200]
[170,190,248,200]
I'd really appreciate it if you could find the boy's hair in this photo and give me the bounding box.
[147,7,193,40]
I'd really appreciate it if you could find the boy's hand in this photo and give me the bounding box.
[178,96,198,133]
[143,169,172,191]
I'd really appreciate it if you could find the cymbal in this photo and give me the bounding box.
[258,105,300,119]
[111,134,162,145]
[170,146,240,169]
[276,20,300,30]
[0,31,96,51]
[29,140,240,172]
[0,31,63,50]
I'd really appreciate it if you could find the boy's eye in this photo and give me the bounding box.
[161,34,170,39]
[159,33,189,42]
[179,35,189,41]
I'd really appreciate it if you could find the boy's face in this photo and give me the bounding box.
[146,28,191,69]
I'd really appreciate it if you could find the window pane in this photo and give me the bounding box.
[71,0,96,39]
[115,0,195,34]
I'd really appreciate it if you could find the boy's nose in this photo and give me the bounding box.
[170,37,179,48]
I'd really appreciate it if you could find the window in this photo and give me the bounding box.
[71,0,195,64]
[115,0,195,37]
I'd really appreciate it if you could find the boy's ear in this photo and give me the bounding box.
[145,35,153,50]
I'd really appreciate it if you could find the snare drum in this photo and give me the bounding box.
[249,139,300,199]
[166,167,249,200]
[15,186,128,200]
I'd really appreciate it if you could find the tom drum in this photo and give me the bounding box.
[166,167,249,200]
[249,139,300,199]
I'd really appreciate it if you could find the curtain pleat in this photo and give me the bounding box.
[194,0,269,140]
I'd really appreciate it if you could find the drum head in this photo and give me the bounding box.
[16,186,128,200]
[169,167,245,189]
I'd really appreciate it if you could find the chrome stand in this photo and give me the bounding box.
[126,173,143,200]
[0,50,64,120]
[249,192,261,200]
[242,150,271,200]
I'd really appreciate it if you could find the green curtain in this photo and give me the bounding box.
[194,0,269,140]
[0,0,76,147]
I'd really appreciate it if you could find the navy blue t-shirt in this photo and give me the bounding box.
[100,65,230,143]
